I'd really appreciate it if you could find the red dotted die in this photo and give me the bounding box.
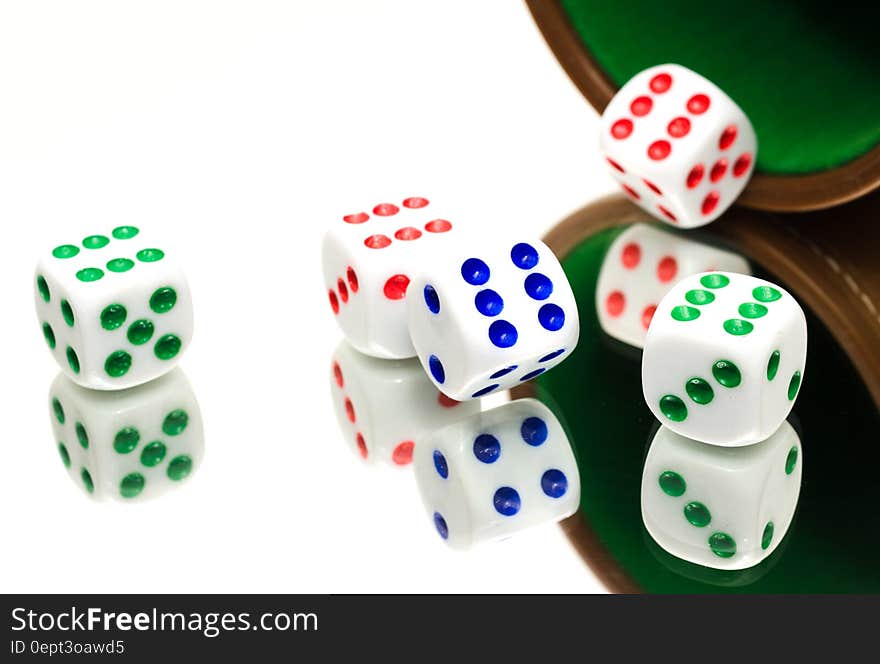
[395,227,422,241]
[642,305,657,330]
[383,274,410,300]
[425,219,452,233]
[702,191,721,216]
[611,119,633,139]
[643,179,663,196]
[733,153,752,177]
[337,278,349,303]
[332,362,344,388]
[328,290,339,315]
[344,398,356,423]
[347,267,359,293]
[649,72,672,93]
[403,197,429,209]
[686,164,705,189]
[657,256,678,282]
[621,183,640,199]
[719,125,738,150]
[621,242,641,269]
[343,212,369,224]
[606,290,625,317]
[392,441,415,466]
[630,96,653,116]
[710,159,728,182]
[355,433,368,459]
[667,117,691,138]
[437,392,460,408]
[657,205,677,223]
[364,234,392,249]
[373,203,399,216]
[686,94,710,114]
[648,140,671,161]
[606,157,626,174]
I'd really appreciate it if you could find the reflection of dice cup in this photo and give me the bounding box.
[528,1,880,212]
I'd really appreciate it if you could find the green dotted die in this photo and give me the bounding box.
[167,455,193,481]
[149,287,177,313]
[137,248,165,263]
[162,409,189,436]
[785,446,799,475]
[52,244,80,259]
[100,304,128,330]
[82,235,109,249]
[36,275,50,302]
[788,371,802,401]
[105,350,132,377]
[700,273,730,289]
[58,443,71,468]
[127,319,155,345]
[76,267,104,283]
[762,522,775,550]
[81,468,94,494]
[767,350,781,380]
[112,226,140,240]
[685,289,715,306]
[52,398,65,424]
[684,501,712,528]
[120,473,145,498]
[685,378,714,405]
[723,319,754,336]
[712,360,742,388]
[42,323,56,349]
[753,285,782,302]
[107,258,135,273]
[671,305,700,322]
[113,427,140,454]
[140,441,167,467]
[738,302,768,319]
[75,422,89,449]
[154,334,182,360]
[659,395,687,422]
[658,470,686,497]
[66,347,80,374]
[60,300,75,327]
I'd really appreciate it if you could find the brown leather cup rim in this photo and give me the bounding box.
[526,0,880,213]
[512,193,880,591]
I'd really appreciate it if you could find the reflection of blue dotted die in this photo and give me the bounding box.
[433,512,449,539]
[428,355,446,384]
[471,384,499,398]
[493,486,521,516]
[538,303,565,331]
[490,365,518,379]
[473,434,501,464]
[474,289,504,317]
[510,243,539,270]
[433,450,449,479]
[424,284,440,314]
[524,273,553,300]
[488,320,518,348]
[461,258,491,285]
[519,368,546,382]
[520,417,548,446]
[539,349,565,363]
[541,469,568,498]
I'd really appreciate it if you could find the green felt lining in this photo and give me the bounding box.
[535,225,880,592]
[560,0,880,174]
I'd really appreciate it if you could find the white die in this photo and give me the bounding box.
[596,223,750,348]
[642,271,807,446]
[48,368,204,501]
[600,64,757,228]
[413,398,579,550]
[34,226,193,390]
[641,422,802,570]
[407,237,579,400]
[322,196,459,359]
[329,340,479,467]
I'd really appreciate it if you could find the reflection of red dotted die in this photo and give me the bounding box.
[329,341,480,467]
[595,224,751,348]
[599,64,757,229]
[322,196,456,359]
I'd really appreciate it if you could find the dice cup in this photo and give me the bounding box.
[527,0,880,212]
[511,193,880,592]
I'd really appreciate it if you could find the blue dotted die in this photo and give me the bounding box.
[428,355,446,384]
[510,243,539,270]
[433,512,449,540]
[541,469,568,498]
[423,284,441,314]
[461,258,491,286]
[493,486,521,516]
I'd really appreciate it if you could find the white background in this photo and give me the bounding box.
[0,1,616,593]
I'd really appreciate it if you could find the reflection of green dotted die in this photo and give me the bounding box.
[35,227,192,390]
[47,367,204,501]
[641,421,803,571]
[643,271,807,446]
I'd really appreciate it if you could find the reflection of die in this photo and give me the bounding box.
[49,368,204,501]
[407,239,579,400]
[413,398,579,550]
[641,422,802,570]
[600,64,757,228]
[322,196,458,359]
[642,272,806,446]
[329,341,479,466]
[596,223,750,348]
[34,226,193,390]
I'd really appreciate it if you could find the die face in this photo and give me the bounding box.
[413,398,580,549]
[35,227,193,390]
[48,368,204,501]
[329,341,479,466]
[641,422,802,570]
[407,238,579,400]
[642,272,807,446]
[596,224,751,348]
[600,64,757,228]
[322,196,457,359]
